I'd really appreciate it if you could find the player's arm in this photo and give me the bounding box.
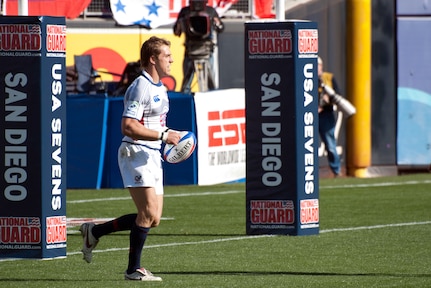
[121,117,180,144]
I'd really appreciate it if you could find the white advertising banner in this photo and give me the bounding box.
[194,89,246,185]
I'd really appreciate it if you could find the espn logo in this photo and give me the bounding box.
[208,109,245,147]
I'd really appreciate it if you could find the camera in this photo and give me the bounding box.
[321,83,356,117]
[186,0,211,39]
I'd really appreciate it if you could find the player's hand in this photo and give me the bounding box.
[165,131,181,145]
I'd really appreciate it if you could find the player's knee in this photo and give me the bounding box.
[151,216,161,227]
[136,211,158,227]
[145,212,160,227]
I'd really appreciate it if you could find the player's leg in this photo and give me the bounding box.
[129,186,160,227]
[92,213,137,238]
[125,186,162,281]
[155,195,164,224]
[80,214,137,263]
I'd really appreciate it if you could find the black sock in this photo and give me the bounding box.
[127,223,150,274]
[91,213,137,239]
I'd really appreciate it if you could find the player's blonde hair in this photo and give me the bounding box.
[140,36,171,68]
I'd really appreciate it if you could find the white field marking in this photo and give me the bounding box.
[52,179,430,257]
[320,220,431,233]
[66,217,175,234]
[321,179,431,190]
[67,179,431,204]
[67,190,243,204]
[64,220,431,258]
[1,221,430,262]
[67,217,175,228]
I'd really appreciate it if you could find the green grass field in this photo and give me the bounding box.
[1,173,431,287]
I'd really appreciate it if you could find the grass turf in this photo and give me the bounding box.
[0,173,430,287]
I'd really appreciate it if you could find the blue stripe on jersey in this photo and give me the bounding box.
[142,72,163,87]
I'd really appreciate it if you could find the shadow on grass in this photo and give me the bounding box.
[67,232,250,237]
[0,278,105,282]
[151,233,249,237]
[0,271,431,283]
[158,271,431,278]
[1,271,429,282]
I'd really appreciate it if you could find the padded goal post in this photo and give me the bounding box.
[0,16,67,259]
[245,21,320,236]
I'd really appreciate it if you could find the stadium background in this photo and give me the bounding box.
[1,0,430,187]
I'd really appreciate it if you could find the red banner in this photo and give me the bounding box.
[255,0,275,19]
[4,0,92,19]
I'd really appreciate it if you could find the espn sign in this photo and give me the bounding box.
[194,89,246,185]
[208,109,245,147]
[207,108,246,167]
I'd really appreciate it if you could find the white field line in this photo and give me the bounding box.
[321,179,431,190]
[65,220,431,258]
[320,221,431,233]
[58,179,431,258]
[67,190,242,204]
[1,220,429,262]
[67,179,431,204]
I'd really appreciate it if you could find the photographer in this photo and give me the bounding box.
[173,0,224,94]
[318,56,341,177]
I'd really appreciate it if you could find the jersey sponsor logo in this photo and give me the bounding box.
[126,101,139,114]
[134,175,143,185]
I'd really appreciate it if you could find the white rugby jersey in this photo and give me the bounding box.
[122,70,169,149]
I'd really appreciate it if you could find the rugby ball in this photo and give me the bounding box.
[163,131,197,164]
